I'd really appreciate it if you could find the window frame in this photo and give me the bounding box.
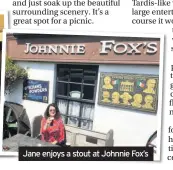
[55,64,98,129]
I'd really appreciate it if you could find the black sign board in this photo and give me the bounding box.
[98,73,159,113]
[23,79,49,103]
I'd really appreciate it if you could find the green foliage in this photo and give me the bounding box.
[5,56,28,94]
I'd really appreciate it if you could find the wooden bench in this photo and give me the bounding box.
[65,125,114,146]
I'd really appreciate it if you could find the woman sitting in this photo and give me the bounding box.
[40,103,66,146]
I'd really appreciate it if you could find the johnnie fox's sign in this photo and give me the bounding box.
[24,41,158,55]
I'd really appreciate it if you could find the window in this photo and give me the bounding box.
[56,64,98,130]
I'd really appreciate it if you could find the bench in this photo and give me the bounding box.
[65,125,114,146]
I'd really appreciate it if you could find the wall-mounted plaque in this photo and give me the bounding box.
[98,73,159,113]
[23,79,49,103]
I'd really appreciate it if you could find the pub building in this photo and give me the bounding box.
[5,33,161,147]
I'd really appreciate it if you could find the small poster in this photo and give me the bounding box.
[23,79,49,103]
[98,73,159,113]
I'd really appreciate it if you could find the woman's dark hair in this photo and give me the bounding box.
[44,103,60,119]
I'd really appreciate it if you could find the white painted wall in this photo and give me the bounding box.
[5,61,56,127]
[5,62,159,147]
[92,64,159,146]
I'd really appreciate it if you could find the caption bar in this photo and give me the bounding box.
[19,147,153,161]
